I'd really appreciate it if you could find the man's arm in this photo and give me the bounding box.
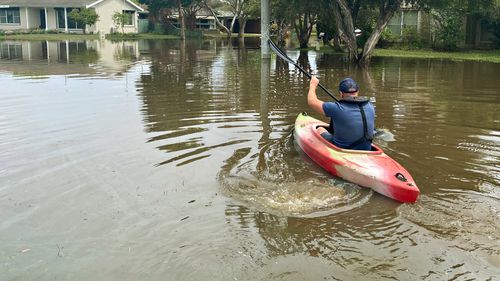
[308,76,325,116]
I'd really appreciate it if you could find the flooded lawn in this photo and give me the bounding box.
[0,39,499,280]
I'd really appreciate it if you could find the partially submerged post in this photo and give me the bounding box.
[260,0,270,58]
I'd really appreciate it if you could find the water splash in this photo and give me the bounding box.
[218,133,372,217]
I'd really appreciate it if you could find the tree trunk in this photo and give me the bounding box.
[204,2,234,38]
[332,0,358,60]
[359,4,398,64]
[326,34,342,51]
[176,0,185,40]
[226,15,237,38]
[185,11,197,31]
[298,50,311,73]
[238,17,247,38]
[294,13,314,48]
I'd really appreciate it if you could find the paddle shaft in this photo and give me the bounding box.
[268,39,339,102]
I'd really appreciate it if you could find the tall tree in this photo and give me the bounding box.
[270,0,318,48]
[183,1,203,30]
[329,0,405,63]
[140,0,201,39]
[203,0,238,38]
[330,0,500,63]
[204,0,260,38]
[332,0,358,60]
[270,0,293,46]
[359,1,401,62]
[176,0,186,40]
[237,0,260,38]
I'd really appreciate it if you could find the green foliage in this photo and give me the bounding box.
[354,7,379,48]
[378,28,397,47]
[139,0,175,14]
[431,8,465,51]
[139,0,201,17]
[374,48,500,63]
[112,12,128,33]
[242,0,261,18]
[68,8,99,28]
[107,32,140,41]
[402,26,423,49]
[315,0,336,41]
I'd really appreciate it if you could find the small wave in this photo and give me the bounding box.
[218,134,373,217]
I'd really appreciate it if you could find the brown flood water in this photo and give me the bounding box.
[0,39,499,280]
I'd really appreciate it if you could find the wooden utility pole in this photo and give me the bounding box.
[176,0,185,40]
[261,0,270,58]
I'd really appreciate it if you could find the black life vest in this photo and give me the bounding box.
[330,96,373,149]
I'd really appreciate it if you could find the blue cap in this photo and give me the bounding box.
[339,78,359,93]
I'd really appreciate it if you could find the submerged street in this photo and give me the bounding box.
[0,39,499,280]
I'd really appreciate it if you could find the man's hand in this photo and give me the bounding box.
[310,76,319,89]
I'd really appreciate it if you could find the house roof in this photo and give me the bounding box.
[0,0,144,11]
[87,0,143,11]
[0,0,96,7]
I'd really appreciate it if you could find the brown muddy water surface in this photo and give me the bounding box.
[0,39,499,280]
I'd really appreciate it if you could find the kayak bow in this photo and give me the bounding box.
[294,112,419,203]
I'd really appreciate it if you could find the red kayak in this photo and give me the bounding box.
[294,112,419,203]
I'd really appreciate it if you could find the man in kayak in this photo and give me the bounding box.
[307,76,375,151]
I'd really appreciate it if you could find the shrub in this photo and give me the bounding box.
[402,26,423,49]
[431,9,465,51]
[378,28,397,47]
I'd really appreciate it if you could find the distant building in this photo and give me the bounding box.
[386,4,496,49]
[0,0,144,34]
[165,8,260,34]
[386,5,431,43]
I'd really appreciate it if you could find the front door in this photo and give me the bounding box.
[39,9,46,29]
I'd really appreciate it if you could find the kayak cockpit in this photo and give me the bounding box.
[313,125,383,155]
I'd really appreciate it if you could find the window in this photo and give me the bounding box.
[123,10,134,26]
[0,8,21,24]
[66,8,80,29]
[387,10,419,37]
[197,19,211,29]
[0,43,22,59]
[58,41,87,61]
[55,8,65,28]
[55,8,80,29]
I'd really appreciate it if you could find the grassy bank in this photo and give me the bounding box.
[0,33,181,41]
[1,32,260,41]
[307,45,500,63]
[2,33,498,63]
[374,48,500,63]
[106,33,178,40]
[1,33,98,41]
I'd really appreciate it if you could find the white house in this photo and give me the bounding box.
[0,0,144,34]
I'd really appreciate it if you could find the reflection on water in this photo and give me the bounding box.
[0,38,499,280]
[0,40,141,76]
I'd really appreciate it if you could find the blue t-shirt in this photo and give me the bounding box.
[322,101,375,150]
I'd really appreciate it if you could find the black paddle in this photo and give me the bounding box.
[268,39,339,102]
